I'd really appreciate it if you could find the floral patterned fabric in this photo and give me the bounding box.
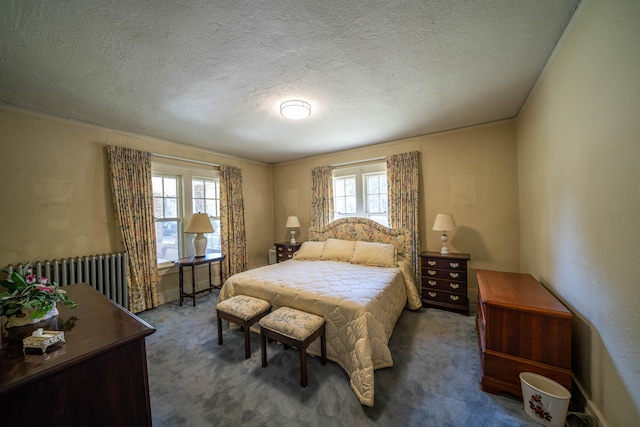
[220,165,247,280]
[106,146,159,313]
[259,306,324,341]
[216,295,271,320]
[311,165,334,228]
[386,152,420,282]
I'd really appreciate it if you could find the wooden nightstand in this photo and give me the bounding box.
[420,251,471,315]
[275,242,302,262]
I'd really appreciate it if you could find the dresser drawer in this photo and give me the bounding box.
[422,289,467,306]
[422,277,467,294]
[277,252,295,261]
[422,268,467,281]
[422,258,467,271]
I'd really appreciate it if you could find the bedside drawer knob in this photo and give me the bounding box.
[450,283,459,289]
[427,270,436,276]
[450,262,459,268]
[450,295,459,301]
[428,260,436,266]
[428,280,437,286]
[428,292,436,298]
[450,272,459,279]
[287,248,293,252]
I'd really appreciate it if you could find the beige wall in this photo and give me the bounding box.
[518,1,640,425]
[0,106,274,304]
[273,120,520,299]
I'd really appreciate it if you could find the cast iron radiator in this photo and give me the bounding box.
[3,252,129,310]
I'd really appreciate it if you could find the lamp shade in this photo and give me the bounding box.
[285,215,301,228]
[432,213,457,231]
[184,213,214,234]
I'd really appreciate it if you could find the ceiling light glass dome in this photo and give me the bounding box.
[280,100,311,120]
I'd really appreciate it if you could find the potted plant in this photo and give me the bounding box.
[0,263,77,329]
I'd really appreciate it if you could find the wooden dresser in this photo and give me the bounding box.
[0,283,156,426]
[476,270,572,397]
[420,251,471,314]
[275,242,302,262]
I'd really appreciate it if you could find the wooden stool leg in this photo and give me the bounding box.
[300,347,308,387]
[320,328,327,365]
[261,330,268,367]
[217,314,223,345]
[244,322,251,359]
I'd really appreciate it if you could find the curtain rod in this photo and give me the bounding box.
[331,156,386,168]
[151,153,219,168]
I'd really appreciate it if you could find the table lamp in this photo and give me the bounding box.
[432,213,457,255]
[286,215,301,244]
[184,213,214,257]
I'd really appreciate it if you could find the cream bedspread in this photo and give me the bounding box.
[218,257,422,406]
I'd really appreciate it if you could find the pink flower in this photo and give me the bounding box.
[38,276,49,285]
[35,284,54,292]
[26,266,33,274]
[25,274,37,284]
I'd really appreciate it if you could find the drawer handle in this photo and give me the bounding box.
[428,292,436,298]
[428,280,437,286]
[450,262,459,268]
[287,254,293,259]
[449,283,459,289]
[450,295,459,301]
[427,270,436,276]
[427,260,436,266]
[450,272,459,278]
[287,248,293,252]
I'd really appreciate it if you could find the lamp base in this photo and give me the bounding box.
[440,246,450,255]
[193,233,208,257]
[290,230,296,245]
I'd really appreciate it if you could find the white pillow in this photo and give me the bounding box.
[350,241,397,267]
[292,241,325,260]
[319,238,356,262]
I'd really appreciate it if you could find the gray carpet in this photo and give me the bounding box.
[139,291,537,427]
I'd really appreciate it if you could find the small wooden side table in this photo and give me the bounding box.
[275,242,302,262]
[174,253,226,307]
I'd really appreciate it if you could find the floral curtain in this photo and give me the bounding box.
[311,165,334,228]
[106,146,160,313]
[220,165,247,280]
[387,151,420,281]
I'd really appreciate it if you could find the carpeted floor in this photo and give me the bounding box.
[139,291,537,427]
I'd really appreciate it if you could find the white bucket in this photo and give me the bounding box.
[520,372,571,427]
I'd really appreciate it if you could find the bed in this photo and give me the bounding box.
[217,217,422,406]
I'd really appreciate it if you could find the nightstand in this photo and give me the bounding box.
[420,251,471,315]
[275,242,302,262]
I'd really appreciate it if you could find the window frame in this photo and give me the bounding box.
[152,159,221,268]
[332,162,388,226]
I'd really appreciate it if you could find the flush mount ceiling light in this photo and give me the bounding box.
[280,100,311,120]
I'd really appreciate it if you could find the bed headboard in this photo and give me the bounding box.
[308,217,413,261]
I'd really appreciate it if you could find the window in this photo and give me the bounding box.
[192,178,221,254]
[152,160,220,266]
[333,163,388,227]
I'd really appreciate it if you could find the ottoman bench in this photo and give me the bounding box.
[259,306,327,387]
[216,295,271,359]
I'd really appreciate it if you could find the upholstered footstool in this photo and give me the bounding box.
[259,307,327,387]
[216,295,271,359]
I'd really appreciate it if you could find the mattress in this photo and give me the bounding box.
[218,257,422,406]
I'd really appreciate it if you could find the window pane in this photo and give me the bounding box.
[368,175,379,193]
[153,198,163,217]
[346,195,357,213]
[334,179,345,197]
[205,200,217,215]
[205,181,217,197]
[152,176,164,197]
[193,198,205,213]
[345,178,356,196]
[156,220,179,263]
[163,177,177,197]
[368,195,380,212]
[164,198,178,217]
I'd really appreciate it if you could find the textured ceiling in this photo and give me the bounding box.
[0,0,579,164]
